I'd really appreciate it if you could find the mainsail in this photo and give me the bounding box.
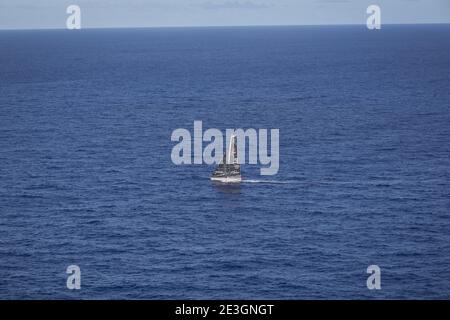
[211,134,241,182]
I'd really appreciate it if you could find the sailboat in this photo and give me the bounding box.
[210,134,242,183]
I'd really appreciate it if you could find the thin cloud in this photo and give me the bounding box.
[315,0,350,3]
[200,0,269,10]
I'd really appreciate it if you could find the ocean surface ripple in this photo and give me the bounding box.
[0,25,449,299]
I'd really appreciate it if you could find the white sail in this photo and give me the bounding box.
[211,134,241,183]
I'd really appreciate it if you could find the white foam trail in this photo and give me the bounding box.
[242,179,295,184]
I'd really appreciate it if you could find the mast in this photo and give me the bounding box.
[233,135,238,164]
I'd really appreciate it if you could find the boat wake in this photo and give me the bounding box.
[242,179,296,184]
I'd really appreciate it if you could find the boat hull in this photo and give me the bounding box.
[210,175,242,183]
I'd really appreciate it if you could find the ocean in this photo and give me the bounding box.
[0,25,449,299]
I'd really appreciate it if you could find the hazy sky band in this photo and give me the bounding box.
[0,0,449,29]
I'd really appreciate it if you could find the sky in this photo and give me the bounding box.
[0,0,449,29]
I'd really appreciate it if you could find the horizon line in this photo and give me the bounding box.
[1,22,450,31]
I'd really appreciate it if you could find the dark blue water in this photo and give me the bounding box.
[1,25,450,299]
